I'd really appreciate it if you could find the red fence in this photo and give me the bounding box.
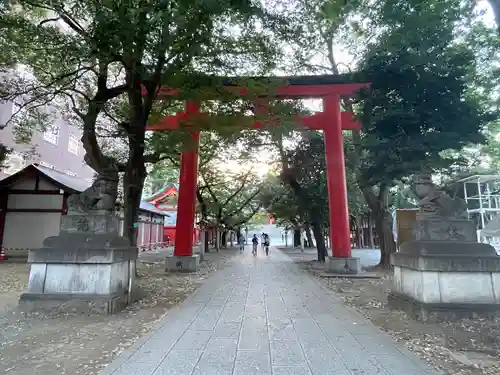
[163,226,200,247]
[119,220,167,252]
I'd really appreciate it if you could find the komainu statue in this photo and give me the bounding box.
[67,165,119,213]
[411,172,467,219]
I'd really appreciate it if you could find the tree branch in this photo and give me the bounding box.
[221,170,253,207]
[228,189,261,218]
[80,60,126,172]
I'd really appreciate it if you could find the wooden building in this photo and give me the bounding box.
[0,164,166,256]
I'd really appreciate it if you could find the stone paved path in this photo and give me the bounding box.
[101,247,440,375]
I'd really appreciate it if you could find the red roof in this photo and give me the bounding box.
[144,183,178,208]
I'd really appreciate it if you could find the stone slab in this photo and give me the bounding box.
[393,265,500,305]
[325,257,361,274]
[43,232,131,249]
[392,253,500,272]
[392,240,500,273]
[165,255,200,272]
[316,271,380,279]
[388,291,500,322]
[28,246,138,264]
[19,292,129,315]
[60,212,121,234]
[98,248,437,375]
[413,217,476,242]
[398,240,497,257]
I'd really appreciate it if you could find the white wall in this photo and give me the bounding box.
[3,176,63,250]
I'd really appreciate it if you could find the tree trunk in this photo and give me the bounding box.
[363,188,396,267]
[372,209,396,266]
[311,221,327,262]
[215,229,220,251]
[368,214,375,248]
[195,189,210,253]
[293,229,301,247]
[123,162,146,247]
[356,216,364,248]
[221,230,227,248]
[204,230,210,254]
[305,224,314,248]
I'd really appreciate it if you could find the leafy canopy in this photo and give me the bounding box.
[357,0,492,187]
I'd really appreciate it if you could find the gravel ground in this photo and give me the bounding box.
[0,249,237,375]
[282,248,500,375]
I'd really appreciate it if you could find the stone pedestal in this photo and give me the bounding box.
[19,213,138,315]
[389,216,500,322]
[326,257,361,274]
[165,255,200,272]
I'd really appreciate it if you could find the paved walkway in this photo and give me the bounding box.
[101,248,440,375]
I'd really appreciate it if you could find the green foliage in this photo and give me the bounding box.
[343,133,368,217]
[245,211,270,227]
[466,21,500,172]
[199,167,263,228]
[259,130,367,230]
[145,161,179,197]
[356,0,491,187]
[259,176,301,229]
[148,128,268,228]
[0,0,303,244]
[281,131,330,227]
[0,0,293,147]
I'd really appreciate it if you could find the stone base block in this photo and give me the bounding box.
[165,255,200,273]
[325,257,361,274]
[27,260,133,295]
[392,266,500,304]
[388,291,500,322]
[413,216,477,242]
[19,292,131,315]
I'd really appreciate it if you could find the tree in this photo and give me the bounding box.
[274,131,328,260]
[463,21,500,172]
[355,0,491,265]
[144,160,180,197]
[0,0,297,245]
[291,0,495,265]
[199,153,264,248]
[260,177,301,229]
[149,128,267,249]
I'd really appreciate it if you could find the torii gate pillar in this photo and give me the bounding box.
[168,102,201,271]
[323,95,360,273]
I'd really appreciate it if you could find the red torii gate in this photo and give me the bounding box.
[146,75,368,265]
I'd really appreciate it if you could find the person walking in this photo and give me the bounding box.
[238,234,245,253]
[251,234,259,256]
[263,233,270,256]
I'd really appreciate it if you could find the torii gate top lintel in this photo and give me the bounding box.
[151,73,369,100]
[147,74,369,131]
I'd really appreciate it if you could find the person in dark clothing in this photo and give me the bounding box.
[263,233,270,256]
[251,234,259,255]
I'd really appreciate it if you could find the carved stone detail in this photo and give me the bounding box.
[411,172,467,219]
[67,165,119,213]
